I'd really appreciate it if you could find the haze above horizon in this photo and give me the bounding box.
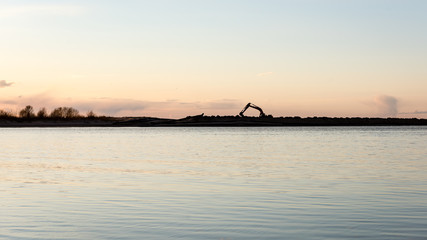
[1,0,426,118]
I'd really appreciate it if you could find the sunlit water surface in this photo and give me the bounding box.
[1,127,427,239]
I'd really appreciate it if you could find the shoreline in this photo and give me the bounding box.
[1,116,427,127]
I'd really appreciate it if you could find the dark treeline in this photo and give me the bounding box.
[1,106,426,127]
[0,105,101,119]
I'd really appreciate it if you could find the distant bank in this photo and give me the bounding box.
[1,115,427,127]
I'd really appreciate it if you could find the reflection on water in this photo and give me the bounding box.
[1,127,427,239]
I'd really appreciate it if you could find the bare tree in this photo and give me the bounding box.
[0,109,15,118]
[37,108,48,118]
[50,107,64,118]
[50,107,80,118]
[87,110,96,118]
[19,105,35,118]
[65,107,80,118]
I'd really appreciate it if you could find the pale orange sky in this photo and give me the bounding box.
[1,1,426,118]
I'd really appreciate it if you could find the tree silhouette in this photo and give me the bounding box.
[87,110,96,118]
[50,107,64,118]
[37,108,48,118]
[50,107,80,118]
[0,109,15,118]
[65,107,79,118]
[19,105,35,118]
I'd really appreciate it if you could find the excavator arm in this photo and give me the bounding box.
[239,103,251,116]
[239,103,266,117]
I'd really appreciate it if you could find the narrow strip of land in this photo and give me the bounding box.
[1,115,426,127]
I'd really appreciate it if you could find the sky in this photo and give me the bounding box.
[1,0,426,118]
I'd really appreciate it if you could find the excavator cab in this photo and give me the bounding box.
[239,103,266,117]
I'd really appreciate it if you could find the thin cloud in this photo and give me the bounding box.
[0,4,86,18]
[374,95,398,117]
[257,72,273,77]
[400,110,427,115]
[0,80,14,88]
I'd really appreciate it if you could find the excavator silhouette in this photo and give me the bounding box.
[239,103,266,117]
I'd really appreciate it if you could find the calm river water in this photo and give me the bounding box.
[1,127,427,239]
